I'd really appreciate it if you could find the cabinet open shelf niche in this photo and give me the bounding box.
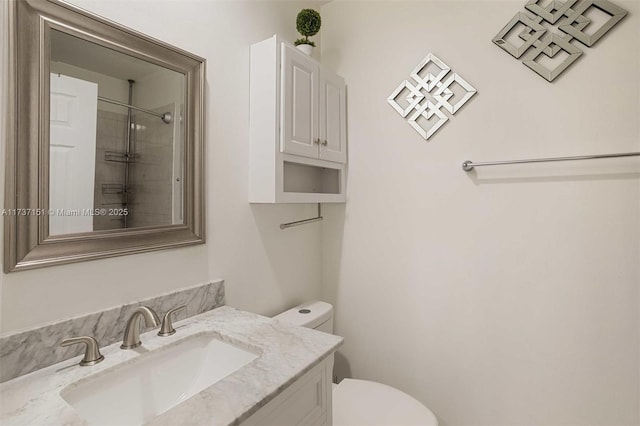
[249,35,347,204]
[283,162,340,195]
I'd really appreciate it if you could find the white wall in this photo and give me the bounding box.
[321,1,639,425]
[0,0,324,332]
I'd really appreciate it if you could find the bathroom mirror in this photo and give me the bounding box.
[4,0,206,272]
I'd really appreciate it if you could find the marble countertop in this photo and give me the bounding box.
[0,306,343,426]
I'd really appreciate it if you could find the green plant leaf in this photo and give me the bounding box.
[296,9,321,38]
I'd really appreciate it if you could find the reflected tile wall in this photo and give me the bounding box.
[93,109,127,231]
[129,103,175,228]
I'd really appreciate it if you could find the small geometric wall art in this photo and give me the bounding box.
[387,54,477,141]
[493,0,627,82]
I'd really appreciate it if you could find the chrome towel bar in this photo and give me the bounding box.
[280,204,323,230]
[462,151,640,172]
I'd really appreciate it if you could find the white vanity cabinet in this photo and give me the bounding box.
[250,35,347,203]
[242,355,334,426]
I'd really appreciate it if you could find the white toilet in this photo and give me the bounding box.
[274,301,438,426]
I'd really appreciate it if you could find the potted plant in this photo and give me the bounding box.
[294,9,321,56]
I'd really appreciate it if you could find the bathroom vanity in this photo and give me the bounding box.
[0,307,342,425]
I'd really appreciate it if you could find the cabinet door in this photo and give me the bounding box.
[281,44,319,159]
[242,356,332,426]
[319,70,347,164]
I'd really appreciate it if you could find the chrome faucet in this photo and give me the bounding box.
[121,306,160,349]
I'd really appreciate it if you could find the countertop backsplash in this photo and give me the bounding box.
[0,280,225,383]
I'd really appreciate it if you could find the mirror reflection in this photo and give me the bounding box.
[49,29,185,235]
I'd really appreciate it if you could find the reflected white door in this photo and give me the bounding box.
[49,73,98,235]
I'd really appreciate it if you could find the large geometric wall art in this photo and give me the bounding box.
[493,0,627,82]
[387,54,477,141]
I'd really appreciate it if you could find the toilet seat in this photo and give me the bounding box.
[332,378,438,426]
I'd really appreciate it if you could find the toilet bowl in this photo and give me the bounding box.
[274,301,438,426]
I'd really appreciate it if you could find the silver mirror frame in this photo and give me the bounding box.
[4,0,206,272]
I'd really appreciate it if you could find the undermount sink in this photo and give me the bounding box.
[60,332,259,425]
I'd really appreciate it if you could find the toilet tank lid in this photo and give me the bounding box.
[273,301,333,329]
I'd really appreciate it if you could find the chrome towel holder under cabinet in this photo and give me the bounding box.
[280,204,323,230]
[462,151,640,172]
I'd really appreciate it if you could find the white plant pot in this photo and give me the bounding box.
[296,44,314,56]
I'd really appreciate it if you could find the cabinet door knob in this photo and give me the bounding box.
[313,138,320,145]
[321,140,328,146]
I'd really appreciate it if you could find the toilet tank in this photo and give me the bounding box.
[273,301,334,334]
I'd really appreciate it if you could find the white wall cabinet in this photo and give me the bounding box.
[250,35,347,203]
[281,44,347,163]
[242,355,334,426]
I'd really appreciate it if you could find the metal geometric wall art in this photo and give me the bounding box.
[493,0,627,82]
[387,54,477,141]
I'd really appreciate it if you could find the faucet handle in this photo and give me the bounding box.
[158,305,186,337]
[60,336,104,366]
